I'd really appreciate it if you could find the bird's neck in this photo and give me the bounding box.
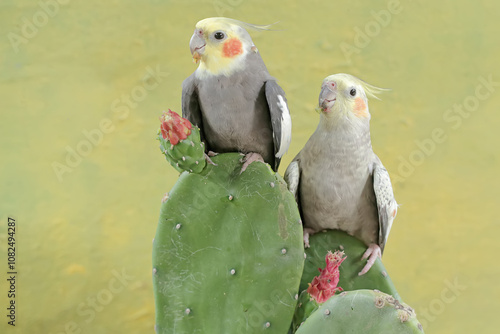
[319,112,371,138]
[311,113,373,161]
[196,51,249,79]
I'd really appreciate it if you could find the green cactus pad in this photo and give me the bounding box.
[300,230,400,300]
[294,289,424,333]
[158,126,206,173]
[153,153,304,334]
[292,290,321,332]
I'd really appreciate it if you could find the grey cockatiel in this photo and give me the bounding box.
[284,73,398,275]
[182,17,292,172]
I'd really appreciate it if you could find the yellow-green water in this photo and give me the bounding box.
[1,1,499,333]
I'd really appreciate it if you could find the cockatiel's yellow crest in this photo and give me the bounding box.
[189,17,272,77]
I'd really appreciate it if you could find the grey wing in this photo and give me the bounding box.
[182,74,205,144]
[372,157,398,253]
[264,80,292,171]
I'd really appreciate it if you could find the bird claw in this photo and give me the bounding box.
[204,153,217,166]
[303,228,315,249]
[240,152,265,173]
[207,151,219,157]
[304,236,310,249]
[358,243,382,276]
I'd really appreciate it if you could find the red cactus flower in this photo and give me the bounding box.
[159,109,192,145]
[307,250,346,303]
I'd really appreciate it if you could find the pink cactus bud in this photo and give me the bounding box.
[307,250,346,303]
[160,109,192,145]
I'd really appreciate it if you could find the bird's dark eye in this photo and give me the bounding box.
[214,31,225,40]
[350,88,356,96]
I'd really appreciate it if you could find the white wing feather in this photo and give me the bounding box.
[275,95,292,158]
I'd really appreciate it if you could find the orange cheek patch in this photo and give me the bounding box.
[353,97,368,118]
[222,38,243,58]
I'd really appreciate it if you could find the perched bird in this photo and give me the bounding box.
[284,74,398,275]
[182,17,291,172]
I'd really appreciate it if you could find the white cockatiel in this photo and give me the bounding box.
[182,17,292,172]
[284,74,398,275]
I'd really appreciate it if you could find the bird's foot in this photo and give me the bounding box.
[303,228,315,249]
[358,243,382,276]
[207,151,219,157]
[204,153,217,166]
[240,152,265,173]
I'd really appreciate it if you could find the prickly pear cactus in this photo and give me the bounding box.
[292,250,346,331]
[292,231,424,333]
[158,109,206,173]
[153,110,304,334]
[294,289,424,333]
[301,230,400,300]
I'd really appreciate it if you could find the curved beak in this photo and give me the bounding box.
[318,82,337,112]
[189,31,206,64]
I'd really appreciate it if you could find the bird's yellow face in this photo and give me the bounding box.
[318,75,369,118]
[317,74,372,122]
[190,18,252,77]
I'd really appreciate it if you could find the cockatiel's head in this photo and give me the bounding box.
[317,73,387,126]
[189,17,271,77]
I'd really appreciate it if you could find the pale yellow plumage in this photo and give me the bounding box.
[316,74,389,126]
[192,18,269,77]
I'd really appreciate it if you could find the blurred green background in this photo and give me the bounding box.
[1,0,499,333]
